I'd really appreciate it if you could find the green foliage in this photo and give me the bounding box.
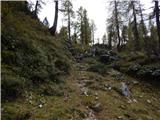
[77,7,92,47]
[83,57,98,65]
[55,59,71,74]
[2,105,31,120]
[88,63,108,75]
[1,2,72,100]
[39,83,65,96]
[1,65,26,101]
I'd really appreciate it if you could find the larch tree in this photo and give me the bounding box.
[102,34,107,45]
[107,17,116,50]
[61,0,74,44]
[114,0,121,51]
[83,9,91,46]
[154,0,160,51]
[90,20,97,45]
[77,7,91,46]
[138,1,147,40]
[130,1,140,51]
[72,21,79,44]
[107,0,124,51]
[49,0,59,36]
[33,0,45,18]
[121,25,128,45]
[77,7,85,44]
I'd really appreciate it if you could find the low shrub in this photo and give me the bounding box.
[87,63,108,75]
[1,74,25,101]
[55,59,70,74]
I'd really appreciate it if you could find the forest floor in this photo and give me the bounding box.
[69,60,160,120]
[2,59,160,120]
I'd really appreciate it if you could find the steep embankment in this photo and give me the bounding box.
[1,1,72,105]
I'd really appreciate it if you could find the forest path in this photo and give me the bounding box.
[70,60,160,120]
[74,62,98,120]
[2,59,160,120]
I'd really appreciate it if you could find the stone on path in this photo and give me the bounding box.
[121,82,130,97]
[147,100,151,104]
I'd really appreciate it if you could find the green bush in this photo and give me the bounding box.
[83,57,98,65]
[2,51,16,65]
[87,63,108,75]
[1,74,25,101]
[55,59,70,74]
[40,84,64,96]
[1,1,72,102]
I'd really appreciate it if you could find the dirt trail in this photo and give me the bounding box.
[74,63,97,120]
[2,60,160,120]
[72,61,160,120]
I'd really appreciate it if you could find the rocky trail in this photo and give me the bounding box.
[70,60,160,120]
[75,63,97,120]
[2,59,160,120]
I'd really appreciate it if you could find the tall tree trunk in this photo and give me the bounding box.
[84,18,88,46]
[114,1,121,51]
[92,33,94,45]
[80,16,84,45]
[73,28,77,44]
[108,32,112,50]
[49,0,58,36]
[68,6,71,44]
[132,1,140,51]
[34,0,38,17]
[155,1,160,51]
[139,1,148,52]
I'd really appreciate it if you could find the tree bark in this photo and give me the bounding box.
[155,1,160,51]
[132,1,140,51]
[67,6,71,44]
[114,1,121,51]
[108,32,112,50]
[49,0,58,36]
[34,0,38,17]
[139,1,148,52]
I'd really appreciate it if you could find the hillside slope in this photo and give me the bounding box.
[1,2,160,120]
[1,2,72,101]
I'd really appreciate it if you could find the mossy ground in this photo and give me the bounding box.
[2,57,160,120]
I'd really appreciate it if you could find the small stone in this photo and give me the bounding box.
[90,102,102,112]
[117,116,123,119]
[133,99,137,103]
[108,86,112,90]
[152,97,157,101]
[29,100,33,104]
[139,95,143,98]
[133,80,139,84]
[127,99,132,104]
[84,91,88,96]
[95,92,98,96]
[121,82,130,97]
[29,96,32,100]
[119,105,126,109]
[39,104,43,108]
[147,100,151,104]
[95,97,99,100]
